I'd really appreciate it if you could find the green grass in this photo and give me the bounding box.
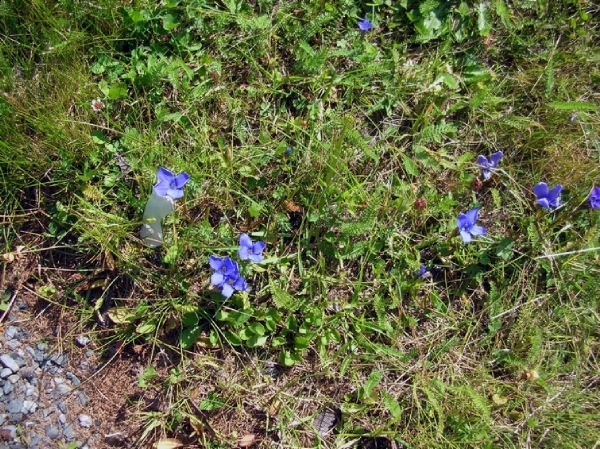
[2,0,600,447]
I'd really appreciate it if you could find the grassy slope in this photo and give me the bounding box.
[1,0,599,447]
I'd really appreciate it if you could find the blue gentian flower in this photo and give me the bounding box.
[209,256,247,298]
[238,233,266,263]
[415,265,431,279]
[285,146,292,155]
[477,151,503,180]
[533,182,563,209]
[153,167,190,200]
[589,186,600,209]
[457,208,487,243]
[358,17,373,31]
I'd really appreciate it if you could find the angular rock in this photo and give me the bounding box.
[63,424,75,441]
[8,375,19,384]
[45,425,60,439]
[22,400,37,414]
[78,414,92,428]
[0,355,19,373]
[7,398,23,414]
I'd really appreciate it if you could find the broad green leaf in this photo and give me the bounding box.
[363,370,383,398]
[108,308,136,324]
[223,330,242,346]
[247,335,268,347]
[108,83,128,100]
[138,365,158,388]
[382,391,402,420]
[162,14,179,31]
[180,325,201,349]
[402,155,419,176]
[136,321,156,334]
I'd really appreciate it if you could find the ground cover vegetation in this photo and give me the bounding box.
[1,0,600,447]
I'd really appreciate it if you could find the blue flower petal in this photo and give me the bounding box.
[457,213,469,230]
[536,198,550,209]
[153,182,170,197]
[547,185,563,203]
[233,277,247,291]
[239,233,253,249]
[252,241,266,255]
[470,225,487,237]
[221,283,234,298]
[482,169,492,180]
[477,155,490,167]
[533,182,549,199]
[167,188,184,199]
[173,172,190,188]
[358,17,373,31]
[209,255,223,271]
[465,207,480,226]
[460,230,472,243]
[249,253,263,263]
[210,272,225,287]
[238,246,250,260]
[157,167,174,184]
[489,151,503,167]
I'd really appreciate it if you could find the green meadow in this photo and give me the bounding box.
[1,0,599,447]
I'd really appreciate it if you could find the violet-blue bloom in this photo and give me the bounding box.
[457,207,487,243]
[238,233,266,263]
[415,265,431,279]
[533,182,563,209]
[153,167,190,199]
[477,151,503,180]
[209,256,247,298]
[589,186,600,209]
[285,146,292,155]
[358,17,373,31]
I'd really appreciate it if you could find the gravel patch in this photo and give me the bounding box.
[0,311,102,448]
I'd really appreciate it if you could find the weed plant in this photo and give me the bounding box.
[1,0,600,447]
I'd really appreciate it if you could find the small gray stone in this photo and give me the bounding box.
[8,412,23,424]
[51,354,66,367]
[0,355,20,373]
[5,340,21,351]
[63,424,75,441]
[8,375,19,384]
[78,414,92,428]
[7,398,23,414]
[5,326,19,339]
[11,355,26,368]
[0,414,4,426]
[45,425,60,439]
[23,385,37,398]
[84,349,94,358]
[33,352,46,364]
[56,384,71,396]
[3,383,14,395]
[22,400,37,414]
[36,343,48,352]
[0,368,12,379]
[56,401,67,414]
[75,336,90,347]
[66,372,81,386]
[58,413,66,424]
[28,435,43,449]
[77,391,88,407]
